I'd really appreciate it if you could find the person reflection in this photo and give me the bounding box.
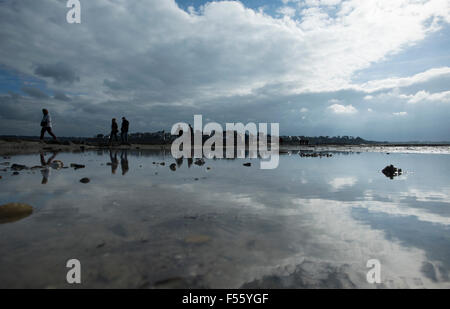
[110,150,119,174]
[39,151,57,184]
[120,150,129,175]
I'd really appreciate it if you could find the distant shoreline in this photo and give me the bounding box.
[1,138,450,156]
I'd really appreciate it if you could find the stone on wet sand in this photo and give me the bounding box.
[70,163,85,169]
[382,165,402,179]
[243,163,252,167]
[11,164,27,171]
[80,177,90,184]
[194,159,205,166]
[170,163,177,171]
[12,172,19,176]
[0,203,33,224]
[50,160,64,169]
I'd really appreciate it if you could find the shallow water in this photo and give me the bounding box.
[0,149,449,288]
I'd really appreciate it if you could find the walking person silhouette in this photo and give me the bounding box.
[40,109,57,141]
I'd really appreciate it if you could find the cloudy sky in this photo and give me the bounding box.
[0,0,449,141]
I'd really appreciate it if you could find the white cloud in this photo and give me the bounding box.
[327,104,357,114]
[393,112,408,116]
[356,67,450,93]
[277,6,296,18]
[404,90,450,104]
[300,107,309,113]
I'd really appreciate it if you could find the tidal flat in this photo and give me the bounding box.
[0,148,449,288]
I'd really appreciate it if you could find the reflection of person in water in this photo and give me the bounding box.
[110,150,119,174]
[40,151,57,184]
[120,150,129,175]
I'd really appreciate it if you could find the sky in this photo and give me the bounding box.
[0,0,449,141]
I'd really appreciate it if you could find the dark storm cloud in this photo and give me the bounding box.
[21,87,49,99]
[34,62,80,85]
[53,91,71,101]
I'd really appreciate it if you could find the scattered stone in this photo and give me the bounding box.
[243,163,252,167]
[11,164,27,171]
[170,163,177,171]
[160,162,166,166]
[382,165,402,179]
[12,172,19,176]
[70,163,85,169]
[206,167,211,170]
[0,203,33,224]
[80,177,90,184]
[194,178,199,181]
[50,160,64,170]
[0,168,6,172]
[96,242,106,248]
[3,156,11,160]
[184,235,211,244]
[106,162,112,166]
[194,158,205,166]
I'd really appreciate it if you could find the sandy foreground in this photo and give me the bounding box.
[1,139,450,156]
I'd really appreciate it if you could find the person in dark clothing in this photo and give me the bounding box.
[109,118,119,145]
[121,117,129,144]
[40,109,57,141]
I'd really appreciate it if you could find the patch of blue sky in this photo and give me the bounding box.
[0,66,50,97]
[351,23,450,84]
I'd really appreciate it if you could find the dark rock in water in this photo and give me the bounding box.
[207,167,211,170]
[382,165,402,179]
[0,203,33,224]
[243,163,252,167]
[194,159,205,166]
[160,162,165,166]
[70,163,85,169]
[11,164,27,171]
[80,177,90,184]
[170,163,177,171]
[12,172,19,176]
[3,156,11,160]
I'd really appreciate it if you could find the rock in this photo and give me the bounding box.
[80,177,90,184]
[12,172,19,176]
[70,163,85,169]
[194,178,199,181]
[160,162,166,166]
[50,160,64,169]
[243,163,252,167]
[184,235,211,244]
[170,163,177,171]
[0,203,33,224]
[11,164,27,171]
[194,159,205,166]
[382,165,402,179]
[206,167,211,170]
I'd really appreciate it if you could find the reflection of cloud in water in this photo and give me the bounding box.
[328,177,358,191]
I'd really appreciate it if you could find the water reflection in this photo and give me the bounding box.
[39,151,58,185]
[0,150,449,288]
